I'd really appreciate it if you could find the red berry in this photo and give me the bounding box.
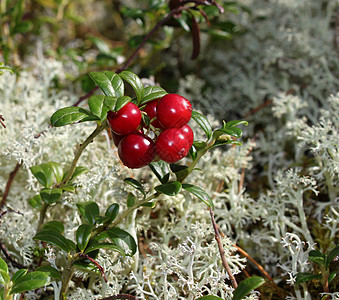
[180,124,194,149]
[111,131,124,147]
[155,128,190,163]
[142,99,163,129]
[118,133,155,169]
[157,94,192,128]
[107,102,141,135]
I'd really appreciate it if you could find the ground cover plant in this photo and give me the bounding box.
[0,0,338,299]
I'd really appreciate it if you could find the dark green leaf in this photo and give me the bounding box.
[213,127,243,139]
[76,224,93,252]
[182,184,213,208]
[36,266,61,280]
[226,120,249,127]
[326,246,339,268]
[84,242,125,256]
[76,202,100,225]
[66,239,77,251]
[69,166,89,182]
[329,271,336,283]
[115,95,131,112]
[170,164,189,182]
[309,250,326,266]
[33,230,70,253]
[119,71,144,103]
[48,162,63,184]
[40,188,62,204]
[192,111,213,139]
[12,21,32,34]
[193,141,207,151]
[42,221,64,233]
[139,86,167,106]
[73,260,100,274]
[105,203,119,223]
[12,269,27,284]
[209,139,242,150]
[29,194,42,209]
[295,272,321,284]
[50,107,99,127]
[196,296,224,300]
[30,163,54,188]
[124,178,145,196]
[127,192,136,208]
[88,95,110,121]
[106,227,137,256]
[233,276,265,300]
[10,271,50,294]
[89,71,124,98]
[149,161,170,184]
[155,181,182,196]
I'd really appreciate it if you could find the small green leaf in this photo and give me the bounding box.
[61,184,76,193]
[84,242,125,256]
[30,163,54,188]
[326,245,339,268]
[40,188,62,204]
[124,178,146,196]
[155,181,182,196]
[0,270,10,285]
[89,71,124,98]
[193,141,207,151]
[12,269,27,284]
[0,257,8,274]
[88,95,110,121]
[196,296,224,300]
[233,276,265,300]
[33,230,70,253]
[295,272,321,284]
[68,166,89,182]
[127,192,136,208]
[213,127,243,139]
[209,139,242,150]
[141,202,155,208]
[119,71,144,103]
[36,266,61,280]
[105,203,119,223]
[170,164,189,182]
[76,202,100,225]
[182,184,213,208]
[114,96,131,112]
[29,194,43,209]
[76,224,93,252]
[10,271,50,294]
[309,250,326,266]
[106,227,137,256]
[48,162,63,184]
[42,221,64,233]
[50,107,99,127]
[139,86,167,106]
[149,161,170,184]
[226,120,249,127]
[192,111,213,139]
[329,271,336,283]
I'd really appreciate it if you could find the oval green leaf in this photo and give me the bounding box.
[106,227,137,256]
[40,188,62,204]
[295,272,321,284]
[76,224,93,252]
[119,71,144,103]
[36,266,61,280]
[84,242,125,256]
[12,269,27,284]
[155,181,182,196]
[139,86,167,106]
[88,95,109,121]
[30,163,54,188]
[50,107,99,127]
[33,230,70,253]
[182,184,213,208]
[149,161,170,184]
[127,192,136,208]
[42,221,65,233]
[89,71,124,98]
[192,111,213,139]
[124,178,145,196]
[226,120,249,127]
[213,127,243,139]
[105,203,119,223]
[29,194,43,209]
[76,202,100,225]
[10,271,50,295]
[0,257,8,274]
[233,276,265,300]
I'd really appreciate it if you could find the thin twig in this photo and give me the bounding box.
[78,253,108,283]
[0,115,5,128]
[243,98,273,118]
[98,295,137,300]
[0,241,26,269]
[209,207,238,289]
[0,162,22,209]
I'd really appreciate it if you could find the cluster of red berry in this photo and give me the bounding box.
[107,94,194,169]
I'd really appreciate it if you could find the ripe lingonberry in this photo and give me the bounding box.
[180,124,194,149]
[155,128,190,163]
[107,102,141,135]
[156,94,192,128]
[142,99,163,129]
[118,133,155,168]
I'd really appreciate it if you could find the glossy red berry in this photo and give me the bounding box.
[155,128,190,163]
[118,133,155,169]
[180,124,194,149]
[157,94,192,128]
[142,99,163,129]
[107,102,141,135]
[111,131,124,147]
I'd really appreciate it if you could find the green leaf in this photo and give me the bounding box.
[84,242,125,256]
[127,192,136,208]
[226,120,249,127]
[33,230,70,253]
[29,194,43,209]
[88,95,111,121]
[12,269,27,284]
[48,162,63,184]
[106,227,137,256]
[329,271,336,283]
[61,184,76,193]
[155,181,182,196]
[89,71,124,98]
[40,188,62,204]
[119,71,144,103]
[196,296,224,300]
[30,163,54,188]
[193,141,207,151]
[0,257,8,274]
[76,224,93,252]
[141,202,155,208]
[105,203,119,223]
[114,96,131,112]
[36,266,61,280]
[209,139,242,150]
[50,107,99,127]
[42,221,64,233]
[182,184,213,208]
[124,178,146,196]
[233,276,265,300]
[170,164,190,182]
[326,245,339,268]
[139,86,167,106]
[149,161,170,184]
[68,166,89,182]
[76,202,100,225]
[0,258,9,285]
[10,271,50,294]
[192,111,213,139]
[213,127,243,139]
[295,272,321,284]
[309,250,326,266]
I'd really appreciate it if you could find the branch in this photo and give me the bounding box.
[78,253,107,283]
[0,162,22,209]
[0,241,26,269]
[0,115,5,128]
[99,295,137,300]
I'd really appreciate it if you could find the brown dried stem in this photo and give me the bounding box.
[0,162,22,209]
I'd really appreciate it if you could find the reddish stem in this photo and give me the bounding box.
[0,162,22,209]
